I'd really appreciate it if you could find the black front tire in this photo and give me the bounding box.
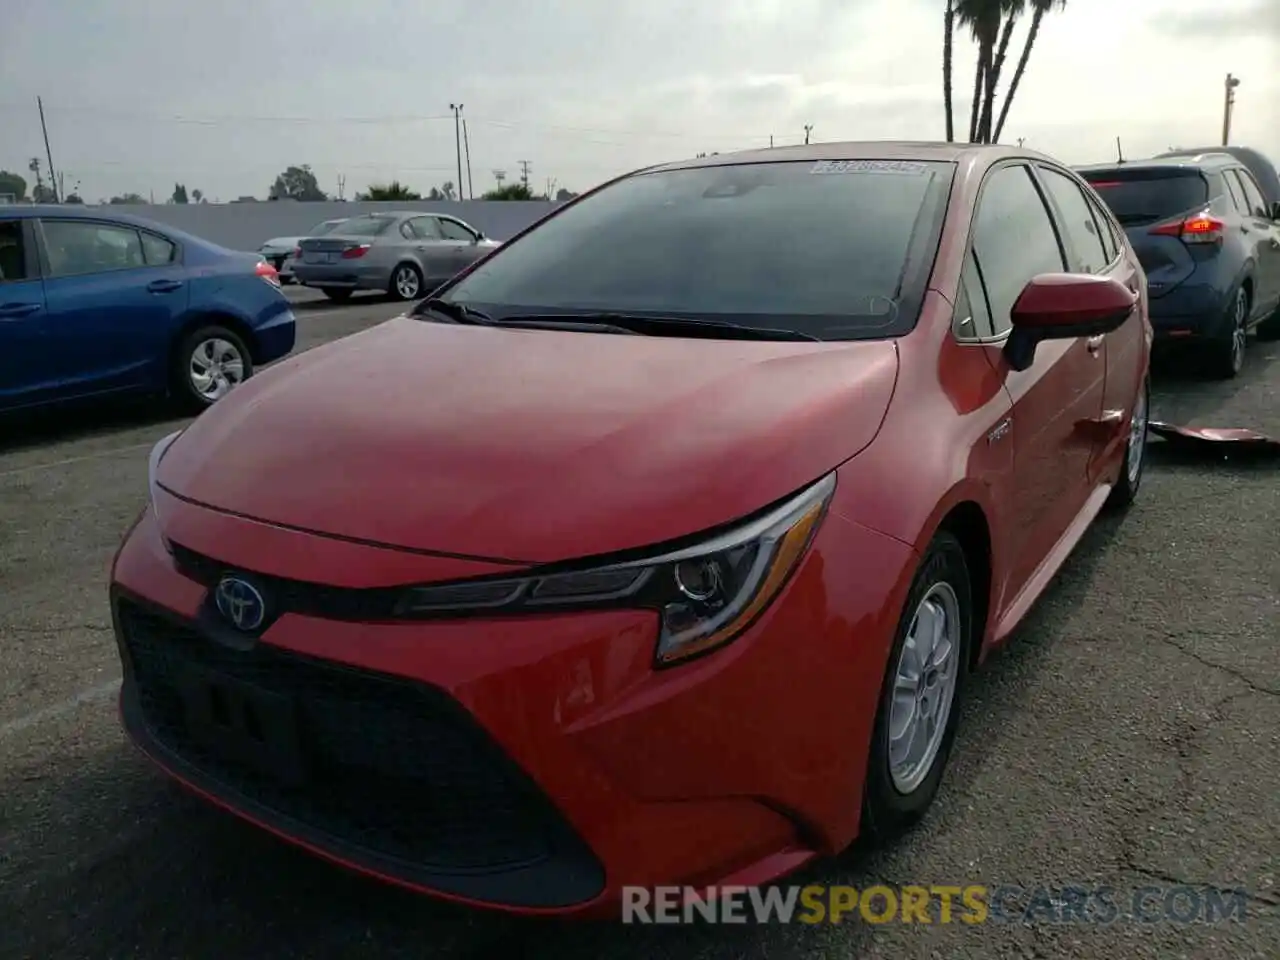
[860,531,973,844]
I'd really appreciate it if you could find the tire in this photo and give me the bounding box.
[1105,374,1149,511]
[321,287,353,302]
[172,325,253,413]
[1204,286,1248,379]
[860,531,973,843]
[389,262,424,301]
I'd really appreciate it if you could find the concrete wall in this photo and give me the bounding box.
[78,200,567,252]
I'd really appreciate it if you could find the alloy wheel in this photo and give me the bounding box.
[189,337,245,402]
[395,266,421,300]
[887,582,961,794]
[1127,380,1148,486]
[1230,289,1248,374]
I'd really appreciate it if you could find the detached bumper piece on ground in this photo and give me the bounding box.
[1148,421,1280,460]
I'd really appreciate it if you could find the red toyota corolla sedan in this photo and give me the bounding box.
[110,141,1151,915]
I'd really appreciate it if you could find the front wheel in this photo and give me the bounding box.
[172,325,253,413]
[860,531,972,843]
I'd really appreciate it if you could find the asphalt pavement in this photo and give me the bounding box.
[1,296,1277,959]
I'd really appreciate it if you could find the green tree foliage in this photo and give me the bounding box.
[356,180,422,200]
[268,165,327,201]
[0,170,27,200]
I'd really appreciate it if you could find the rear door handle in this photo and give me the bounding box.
[0,302,41,319]
[147,279,183,293]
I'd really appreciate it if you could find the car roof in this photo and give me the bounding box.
[640,140,1055,175]
[4,204,220,248]
[1076,154,1238,174]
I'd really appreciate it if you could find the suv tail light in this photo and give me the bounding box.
[255,260,281,287]
[1149,211,1225,245]
[341,244,371,259]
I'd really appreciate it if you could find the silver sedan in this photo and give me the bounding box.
[292,211,501,302]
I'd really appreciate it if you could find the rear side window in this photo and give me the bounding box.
[1084,192,1119,262]
[971,164,1066,335]
[42,220,146,277]
[140,232,176,265]
[1234,171,1269,218]
[1082,170,1209,227]
[437,218,476,242]
[1038,167,1110,273]
[1221,172,1249,213]
[443,159,956,340]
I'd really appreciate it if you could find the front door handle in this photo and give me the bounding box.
[147,279,183,293]
[0,302,41,319]
[1086,335,1104,354]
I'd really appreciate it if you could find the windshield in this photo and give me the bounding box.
[310,219,347,236]
[1082,169,1209,227]
[441,158,954,339]
[332,215,395,237]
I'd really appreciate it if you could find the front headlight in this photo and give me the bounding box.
[147,430,183,548]
[395,472,835,666]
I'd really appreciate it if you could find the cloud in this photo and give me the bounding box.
[1154,0,1280,39]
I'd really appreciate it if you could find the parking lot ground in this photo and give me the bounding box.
[1,319,1277,959]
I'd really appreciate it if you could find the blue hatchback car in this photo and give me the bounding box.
[0,206,296,414]
[1077,153,1280,378]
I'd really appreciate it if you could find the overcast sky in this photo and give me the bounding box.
[1,0,1276,202]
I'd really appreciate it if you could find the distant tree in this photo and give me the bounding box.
[356,180,421,201]
[0,170,27,200]
[267,165,327,201]
[109,193,147,204]
[63,193,84,204]
[427,187,443,200]
[191,188,204,203]
[440,181,457,201]
[171,183,189,204]
[554,188,579,201]
[482,183,535,201]
[32,183,57,203]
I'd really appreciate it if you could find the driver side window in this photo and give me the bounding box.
[970,165,1067,335]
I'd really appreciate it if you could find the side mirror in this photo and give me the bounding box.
[1004,273,1138,372]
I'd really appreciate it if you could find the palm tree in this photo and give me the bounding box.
[943,0,956,141]
[993,0,1067,143]
[977,2,1024,143]
[357,180,421,201]
[955,0,1005,142]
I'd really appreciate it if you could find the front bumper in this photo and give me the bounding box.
[109,498,912,914]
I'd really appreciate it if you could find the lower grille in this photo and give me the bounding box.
[116,596,600,896]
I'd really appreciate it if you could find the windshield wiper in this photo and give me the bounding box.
[415,298,497,325]
[498,312,820,342]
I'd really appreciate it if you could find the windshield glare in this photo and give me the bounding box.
[444,159,954,339]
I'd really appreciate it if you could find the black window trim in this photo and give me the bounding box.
[33,216,177,280]
[952,159,1068,346]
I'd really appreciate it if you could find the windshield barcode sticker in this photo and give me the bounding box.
[810,160,928,176]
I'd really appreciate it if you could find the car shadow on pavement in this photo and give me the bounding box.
[0,400,185,457]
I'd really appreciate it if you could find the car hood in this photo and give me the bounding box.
[157,317,899,563]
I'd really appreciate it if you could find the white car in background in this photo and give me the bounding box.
[259,218,348,283]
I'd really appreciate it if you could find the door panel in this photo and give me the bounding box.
[969,164,1106,601]
[37,218,189,398]
[1233,170,1280,313]
[0,218,52,409]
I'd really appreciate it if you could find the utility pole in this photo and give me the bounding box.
[37,97,59,203]
[519,160,531,191]
[449,104,464,199]
[462,117,473,200]
[1016,137,1025,148]
[1116,137,1125,164]
[803,124,813,145]
[1222,73,1241,146]
[770,135,774,148]
[336,174,346,200]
